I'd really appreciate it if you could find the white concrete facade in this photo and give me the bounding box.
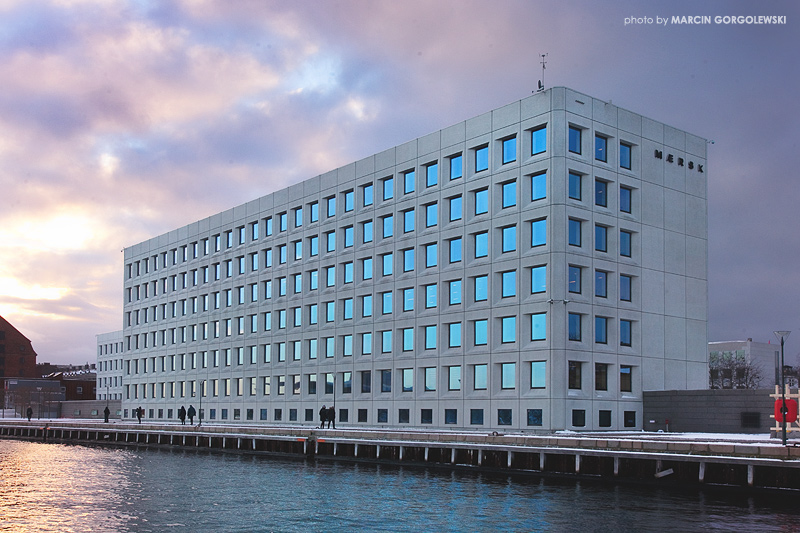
[116,87,708,431]
[96,330,125,400]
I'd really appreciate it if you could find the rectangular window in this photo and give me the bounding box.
[569,266,581,294]
[381,291,392,314]
[531,218,546,247]
[344,226,354,247]
[620,274,632,302]
[568,126,581,154]
[450,154,463,180]
[620,319,633,346]
[403,248,414,272]
[381,370,392,392]
[531,171,546,201]
[363,183,373,206]
[381,330,392,353]
[310,201,319,222]
[471,409,484,425]
[403,209,415,233]
[568,361,582,389]
[426,163,438,187]
[327,196,336,217]
[501,316,516,343]
[449,237,462,263]
[620,186,632,213]
[568,313,582,341]
[595,135,607,162]
[620,365,633,392]
[620,142,632,170]
[363,258,373,280]
[502,180,516,208]
[474,275,488,301]
[448,366,461,390]
[502,137,516,164]
[501,362,516,389]
[449,279,462,305]
[473,364,487,390]
[568,218,581,247]
[532,265,546,294]
[382,253,393,276]
[363,221,373,243]
[344,190,354,212]
[595,225,607,252]
[382,215,393,238]
[620,230,632,257]
[403,170,415,194]
[527,409,543,426]
[424,367,436,391]
[425,203,437,227]
[595,270,607,298]
[475,231,488,258]
[402,288,414,312]
[531,313,546,341]
[595,316,608,344]
[448,322,461,348]
[475,188,488,215]
[475,145,488,172]
[502,225,516,253]
[383,177,394,200]
[531,361,546,389]
[501,270,516,298]
[568,172,581,200]
[295,207,303,228]
[595,363,609,391]
[572,409,586,427]
[326,231,335,252]
[498,409,512,426]
[402,368,413,392]
[449,196,462,221]
[531,125,546,155]
[425,284,437,308]
[424,325,437,349]
[595,179,608,207]
[361,371,371,393]
[474,319,488,346]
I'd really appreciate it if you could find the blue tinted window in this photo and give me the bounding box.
[404,170,415,193]
[531,314,546,341]
[449,323,461,347]
[450,154,462,180]
[425,243,437,267]
[426,163,438,187]
[532,171,546,201]
[620,186,632,213]
[595,270,607,298]
[403,288,414,311]
[363,258,373,280]
[425,284,437,308]
[425,203,437,227]
[502,137,516,164]
[450,196,462,221]
[568,313,581,341]
[620,319,632,346]
[363,221,373,243]
[475,146,489,172]
[502,226,516,253]
[382,215,393,238]
[569,266,581,294]
[403,209,414,232]
[595,180,607,207]
[595,225,607,252]
[310,203,318,222]
[450,238,462,263]
[403,248,414,271]
[620,230,632,257]
[344,190,354,212]
[474,275,488,301]
[449,280,462,304]
[474,319,488,345]
[595,135,607,162]
[532,218,546,247]
[532,125,546,155]
[569,172,581,200]
[475,232,488,258]
[475,189,488,214]
[568,219,581,247]
[531,265,546,294]
[327,197,336,217]
[344,226,354,247]
[501,317,516,343]
[620,142,632,170]
[363,184,373,206]
[620,274,632,301]
[383,178,393,200]
[568,126,581,154]
[382,253,392,276]
[595,316,608,344]
[501,270,516,297]
[502,181,516,208]
[382,292,392,314]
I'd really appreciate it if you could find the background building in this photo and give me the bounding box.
[96,331,125,401]
[708,339,781,389]
[0,315,37,380]
[117,87,708,431]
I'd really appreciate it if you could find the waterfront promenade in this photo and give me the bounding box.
[2,418,799,492]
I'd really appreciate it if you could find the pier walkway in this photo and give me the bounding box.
[2,419,799,492]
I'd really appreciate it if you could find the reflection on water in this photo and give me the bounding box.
[1,439,800,532]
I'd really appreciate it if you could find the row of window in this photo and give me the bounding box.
[124,361,634,400]
[124,405,636,428]
[569,125,634,170]
[126,151,637,283]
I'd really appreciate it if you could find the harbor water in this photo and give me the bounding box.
[1,439,799,532]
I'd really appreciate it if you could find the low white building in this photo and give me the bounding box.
[708,339,781,389]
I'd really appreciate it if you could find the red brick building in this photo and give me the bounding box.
[0,315,37,379]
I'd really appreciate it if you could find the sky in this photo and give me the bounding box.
[0,0,798,366]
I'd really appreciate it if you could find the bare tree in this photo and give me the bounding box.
[709,352,764,389]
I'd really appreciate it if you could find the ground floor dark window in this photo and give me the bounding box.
[527,409,542,426]
[289,408,297,421]
[247,409,254,421]
[274,408,282,421]
[167,409,173,419]
[421,408,433,424]
[398,409,410,423]
[471,409,484,425]
[377,408,388,423]
[209,409,216,420]
[234,409,241,420]
[358,408,368,422]
[445,409,457,424]
[498,409,512,426]
[158,409,164,419]
[221,409,228,420]
[623,410,636,428]
[260,408,268,420]
[339,409,348,422]
[572,409,585,427]
[305,409,313,422]
[599,410,611,427]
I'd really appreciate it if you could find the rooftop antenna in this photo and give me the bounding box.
[536,53,548,92]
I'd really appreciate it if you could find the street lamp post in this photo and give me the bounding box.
[775,330,791,446]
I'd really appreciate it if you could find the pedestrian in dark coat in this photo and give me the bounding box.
[178,406,186,425]
[187,405,196,425]
[327,406,336,429]
[104,406,110,423]
[26,406,33,421]
[137,406,143,424]
[319,405,327,428]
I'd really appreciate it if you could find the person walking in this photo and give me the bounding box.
[136,406,143,424]
[178,406,186,425]
[327,406,336,429]
[104,405,110,423]
[187,405,196,425]
[26,406,33,421]
[319,405,327,429]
